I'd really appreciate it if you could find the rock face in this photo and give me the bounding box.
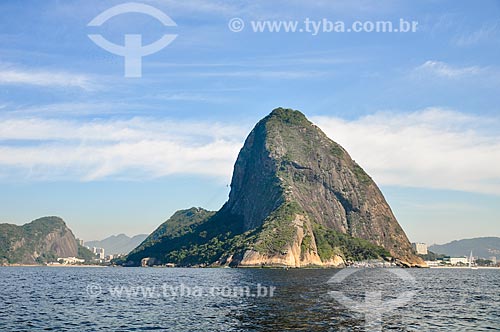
[0,217,79,264]
[126,108,425,267]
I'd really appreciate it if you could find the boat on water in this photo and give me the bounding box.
[469,251,479,270]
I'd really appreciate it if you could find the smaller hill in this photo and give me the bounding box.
[85,233,148,256]
[429,237,500,259]
[0,217,80,264]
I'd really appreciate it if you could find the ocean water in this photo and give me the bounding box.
[0,267,498,331]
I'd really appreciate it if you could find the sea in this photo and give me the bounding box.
[0,267,498,331]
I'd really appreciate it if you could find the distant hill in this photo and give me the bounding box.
[429,237,500,259]
[0,217,81,264]
[85,234,148,255]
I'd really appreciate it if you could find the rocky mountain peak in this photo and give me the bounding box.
[126,108,425,267]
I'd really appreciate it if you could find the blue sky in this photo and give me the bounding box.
[0,0,499,245]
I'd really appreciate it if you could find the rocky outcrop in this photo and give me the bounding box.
[126,108,425,268]
[225,108,424,267]
[235,214,343,267]
[0,217,79,264]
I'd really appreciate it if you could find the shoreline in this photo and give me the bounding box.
[429,266,499,269]
[2,264,498,269]
[1,264,107,268]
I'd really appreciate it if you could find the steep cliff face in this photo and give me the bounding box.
[225,119,285,231]
[233,108,423,266]
[126,108,425,267]
[0,217,79,264]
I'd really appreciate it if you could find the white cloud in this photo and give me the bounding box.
[415,60,482,78]
[1,108,499,195]
[0,117,248,182]
[312,108,500,195]
[0,66,94,90]
[454,22,500,46]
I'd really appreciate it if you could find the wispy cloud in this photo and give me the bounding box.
[414,60,482,78]
[3,102,148,117]
[192,70,329,79]
[313,108,500,195]
[0,116,248,182]
[0,66,94,90]
[150,92,231,103]
[149,0,394,18]
[149,0,240,16]
[453,22,500,46]
[149,52,356,69]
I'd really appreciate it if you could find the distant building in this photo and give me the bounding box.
[438,256,450,264]
[58,257,85,265]
[77,239,84,246]
[92,247,105,260]
[449,257,468,265]
[412,242,428,255]
[489,256,497,265]
[425,260,441,267]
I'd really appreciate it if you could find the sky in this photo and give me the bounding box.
[0,0,499,245]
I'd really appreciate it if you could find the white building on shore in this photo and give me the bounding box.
[425,260,442,267]
[449,257,469,265]
[58,257,85,265]
[412,242,428,255]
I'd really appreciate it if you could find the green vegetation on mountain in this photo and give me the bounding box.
[77,245,97,262]
[126,207,236,266]
[0,217,80,264]
[252,202,301,255]
[312,225,390,261]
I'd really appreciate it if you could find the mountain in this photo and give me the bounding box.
[429,237,500,259]
[126,108,424,267]
[85,233,148,255]
[0,217,80,264]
